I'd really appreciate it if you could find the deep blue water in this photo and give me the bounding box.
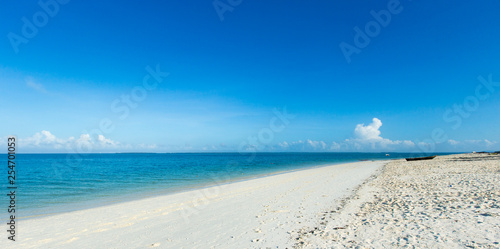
[2,152,452,219]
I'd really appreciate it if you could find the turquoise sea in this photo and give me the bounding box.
[3,152,452,219]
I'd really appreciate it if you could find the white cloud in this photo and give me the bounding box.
[444,139,497,151]
[20,130,123,152]
[278,141,289,148]
[465,139,482,143]
[25,77,48,93]
[349,118,416,151]
[330,141,341,150]
[306,139,327,149]
[418,141,432,147]
[15,121,496,153]
[97,134,118,146]
[274,118,417,152]
[354,118,383,141]
[402,140,415,147]
[464,139,497,148]
[275,139,329,151]
[202,145,218,151]
[21,130,66,147]
[137,143,158,150]
[76,134,91,144]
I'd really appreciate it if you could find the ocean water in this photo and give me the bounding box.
[3,152,451,219]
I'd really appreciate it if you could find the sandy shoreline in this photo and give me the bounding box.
[16,161,374,221]
[300,153,500,248]
[5,153,498,248]
[5,160,386,248]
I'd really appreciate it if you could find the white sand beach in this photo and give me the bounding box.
[5,153,500,248]
[301,153,500,248]
[7,161,385,249]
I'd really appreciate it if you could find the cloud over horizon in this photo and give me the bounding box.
[346,118,416,151]
[354,117,383,140]
[13,118,498,153]
[274,118,495,153]
[20,130,125,152]
[273,118,416,152]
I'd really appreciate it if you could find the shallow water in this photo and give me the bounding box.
[4,152,453,218]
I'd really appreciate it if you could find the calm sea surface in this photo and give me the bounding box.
[3,152,452,219]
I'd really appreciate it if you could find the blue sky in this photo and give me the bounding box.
[1,0,499,153]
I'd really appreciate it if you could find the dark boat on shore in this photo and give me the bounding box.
[405,155,437,161]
